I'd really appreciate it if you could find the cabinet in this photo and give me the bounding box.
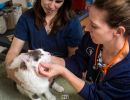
[72,0,85,11]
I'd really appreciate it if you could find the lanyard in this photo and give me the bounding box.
[94,38,128,76]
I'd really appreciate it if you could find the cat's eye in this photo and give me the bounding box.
[34,57,40,61]
[40,54,44,56]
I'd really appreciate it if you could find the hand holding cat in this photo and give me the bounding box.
[38,63,65,78]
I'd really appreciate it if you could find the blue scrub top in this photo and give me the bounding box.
[65,33,130,99]
[14,9,83,57]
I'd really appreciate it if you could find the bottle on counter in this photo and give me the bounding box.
[26,0,33,9]
[0,11,7,34]
[3,8,15,30]
[13,3,22,25]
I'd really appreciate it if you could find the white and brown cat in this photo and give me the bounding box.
[9,49,64,100]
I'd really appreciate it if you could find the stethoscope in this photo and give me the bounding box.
[93,38,128,78]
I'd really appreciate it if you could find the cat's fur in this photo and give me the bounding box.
[9,49,64,100]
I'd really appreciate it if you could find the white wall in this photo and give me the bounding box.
[0,0,10,3]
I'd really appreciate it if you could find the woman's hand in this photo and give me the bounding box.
[38,63,65,78]
[51,56,65,66]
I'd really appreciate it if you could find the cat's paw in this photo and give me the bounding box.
[32,98,41,100]
[47,95,56,100]
[56,85,64,93]
[52,82,64,93]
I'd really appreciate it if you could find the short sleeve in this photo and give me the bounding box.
[65,17,83,47]
[14,13,29,41]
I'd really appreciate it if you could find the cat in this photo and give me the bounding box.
[9,49,64,100]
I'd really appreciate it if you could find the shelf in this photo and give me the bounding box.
[0,0,10,3]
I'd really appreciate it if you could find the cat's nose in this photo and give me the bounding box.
[50,53,54,56]
[47,52,51,55]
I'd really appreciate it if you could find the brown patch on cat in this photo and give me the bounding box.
[20,62,27,70]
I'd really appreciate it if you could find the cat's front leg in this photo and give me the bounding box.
[16,84,41,100]
[44,90,56,100]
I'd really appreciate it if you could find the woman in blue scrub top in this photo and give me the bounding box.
[38,0,130,99]
[5,0,83,82]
